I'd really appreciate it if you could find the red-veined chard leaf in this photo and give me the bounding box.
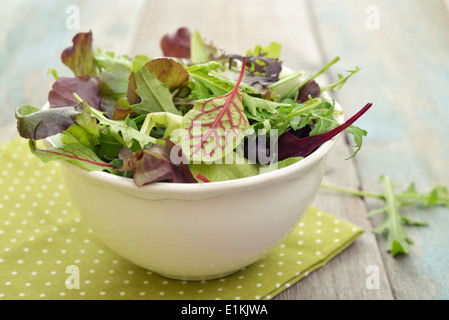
[48,75,101,110]
[118,140,197,186]
[28,139,113,171]
[277,102,372,161]
[61,31,98,77]
[15,103,84,140]
[180,58,250,163]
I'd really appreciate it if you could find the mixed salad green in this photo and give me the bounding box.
[16,28,372,186]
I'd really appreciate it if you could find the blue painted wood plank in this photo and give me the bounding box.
[313,0,449,299]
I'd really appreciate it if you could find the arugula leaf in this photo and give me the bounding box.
[322,175,449,256]
[16,103,84,140]
[320,67,361,92]
[181,59,250,163]
[28,139,113,171]
[128,58,190,105]
[187,62,232,98]
[61,31,98,77]
[129,60,181,116]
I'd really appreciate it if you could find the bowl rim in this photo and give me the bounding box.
[44,91,344,199]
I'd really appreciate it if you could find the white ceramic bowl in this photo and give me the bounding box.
[46,96,343,281]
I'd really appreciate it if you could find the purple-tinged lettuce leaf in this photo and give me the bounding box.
[119,140,197,186]
[61,31,98,77]
[28,139,113,171]
[277,103,372,161]
[160,27,192,59]
[48,75,101,110]
[15,103,83,140]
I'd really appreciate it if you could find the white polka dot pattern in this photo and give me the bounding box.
[0,138,363,300]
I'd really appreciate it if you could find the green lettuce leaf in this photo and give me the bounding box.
[190,152,260,182]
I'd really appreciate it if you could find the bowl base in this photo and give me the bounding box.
[155,269,242,281]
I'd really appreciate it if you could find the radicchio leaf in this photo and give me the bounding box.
[119,140,197,186]
[48,75,101,110]
[160,27,192,58]
[61,31,98,77]
[277,103,373,161]
[16,103,84,140]
[297,80,321,103]
[180,58,250,163]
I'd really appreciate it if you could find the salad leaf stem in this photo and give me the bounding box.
[276,56,340,102]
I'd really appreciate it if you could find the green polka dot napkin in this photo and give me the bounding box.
[0,137,363,300]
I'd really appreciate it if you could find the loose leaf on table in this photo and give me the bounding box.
[322,175,449,256]
[28,139,113,171]
[277,102,372,161]
[160,27,192,59]
[180,58,250,163]
[128,60,181,116]
[48,75,101,110]
[119,140,197,186]
[16,103,84,140]
[61,31,98,77]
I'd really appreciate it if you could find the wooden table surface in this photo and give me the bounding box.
[2,0,448,300]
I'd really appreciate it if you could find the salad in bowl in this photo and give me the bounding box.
[16,28,371,186]
[14,28,372,279]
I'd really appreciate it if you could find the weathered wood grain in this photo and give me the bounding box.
[0,0,146,140]
[130,0,392,299]
[312,0,449,299]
